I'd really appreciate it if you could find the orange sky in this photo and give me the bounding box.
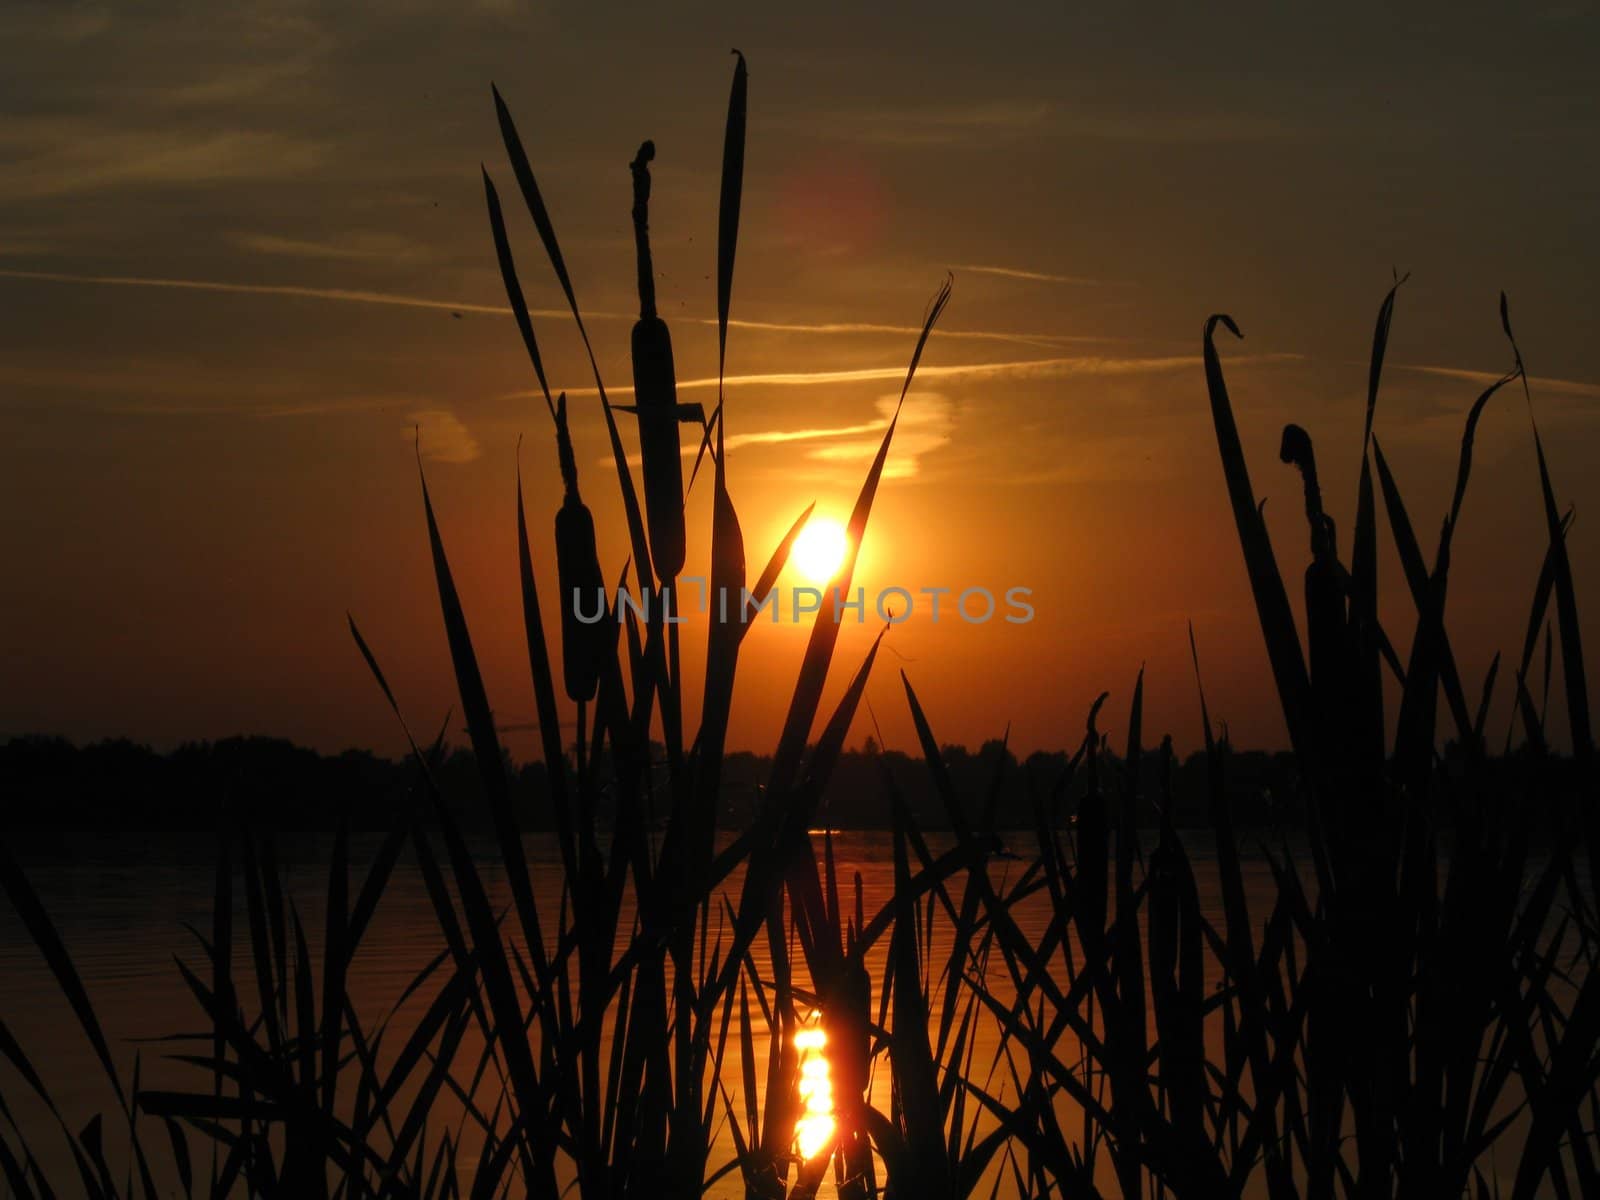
[2,4,1597,761]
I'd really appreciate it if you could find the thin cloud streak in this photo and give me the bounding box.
[0,268,524,317]
[0,268,1107,347]
[952,263,1102,285]
[611,395,953,479]
[1398,362,1600,400]
[555,352,1304,399]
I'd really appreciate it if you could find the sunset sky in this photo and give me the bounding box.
[3,2,1597,761]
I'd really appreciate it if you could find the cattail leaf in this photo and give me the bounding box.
[409,469,556,1185]
[419,457,549,978]
[1474,652,1501,746]
[744,501,815,623]
[493,83,655,595]
[482,168,555,421]
[1531,429,1592,760]
[516,456,575,879]
[0,844,129,1115]
[888,790,949,1192]
[1349,277,1406,769]
[318,816,349,1111]
[1445,369,1518,535]
[1502,294,1591,759]
[768,278,952,800]
[1372,437,1476,753]
[1202,314,1315,763]
[716,50,747,387]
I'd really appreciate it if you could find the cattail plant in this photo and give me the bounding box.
[8,51,1600,1200]
[627,139,688,585]
[553,392,607,704]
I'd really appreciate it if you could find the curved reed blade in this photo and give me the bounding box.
[1202,314,1315,765]
[0,844,130,1114]
[409,465,557,1185]
[210,816,233,1150]
[703,628,887,1019]
[1508,513,1574,757]
[418,455,548,976]
[744,501,815,630]
[717,50,747,384]
[768,278,952,800]
[1113,669,1147,1097]
[1472,651,1502,747]
[696,407,747,824]
[1523,432,1587,755]
[318,819,348,1112]
[1349,276,1406,766]
[492,82,656,596]
[688,51,748,497]
[1502,294,1591,763]
[888,790,950,1196]
[1446,369,1519,536]
[1371,437,1475,754]
[482,168,555,421]
[517,453,575,879]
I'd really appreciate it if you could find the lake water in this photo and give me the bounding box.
[0,829,1516,1197]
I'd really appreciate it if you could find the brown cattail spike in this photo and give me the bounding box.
[629,140,687,581]
[552,392,605,702]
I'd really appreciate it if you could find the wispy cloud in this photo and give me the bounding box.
[613,396,955,480]
[791,102,1292,148]
[0,238,56,256]
[797,394,955,479]
[952,263,1102,286]
[1398,363,1600,400]
[720,420,884,450]
[408,410,481,464]
[559,351,1302,399]
[0,123,327,200]
[0,268,522,317]
[0,268,1108,347]
[229,231,434,263]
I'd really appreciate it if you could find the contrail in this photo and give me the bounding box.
[1397,362,1600,399]
[0,268,546,318]
[544,351,1303,399]
[951,263,1103,286]
[0,267,1106,348]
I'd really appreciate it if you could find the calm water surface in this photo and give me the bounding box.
[0,830,1307,1197]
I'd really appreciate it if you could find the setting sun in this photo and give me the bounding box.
[791,517,849,584]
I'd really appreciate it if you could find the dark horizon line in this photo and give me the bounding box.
[5,726,1551,765]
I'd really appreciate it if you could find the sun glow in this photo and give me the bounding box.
[791,517,849,584]
[793,1022,836,1160]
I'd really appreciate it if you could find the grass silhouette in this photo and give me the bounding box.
[1,53,1597,1200]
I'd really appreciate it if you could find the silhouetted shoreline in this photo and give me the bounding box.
[2,732,1585,834]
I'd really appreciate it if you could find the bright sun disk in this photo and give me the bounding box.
[792,517,849,584]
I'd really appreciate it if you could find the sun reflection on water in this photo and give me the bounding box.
[793,1020,836,1160]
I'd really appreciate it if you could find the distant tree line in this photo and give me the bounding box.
[0,732,1581,834]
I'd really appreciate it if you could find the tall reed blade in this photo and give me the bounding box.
[1202,314,1315,765]
[1501,295,1591,764]
[1348,276,1405,768]
[516,454,575,880]
[769,278,952,799]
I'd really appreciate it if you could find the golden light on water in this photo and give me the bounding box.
[793,1022,836,1160]
[791,517,849,585]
